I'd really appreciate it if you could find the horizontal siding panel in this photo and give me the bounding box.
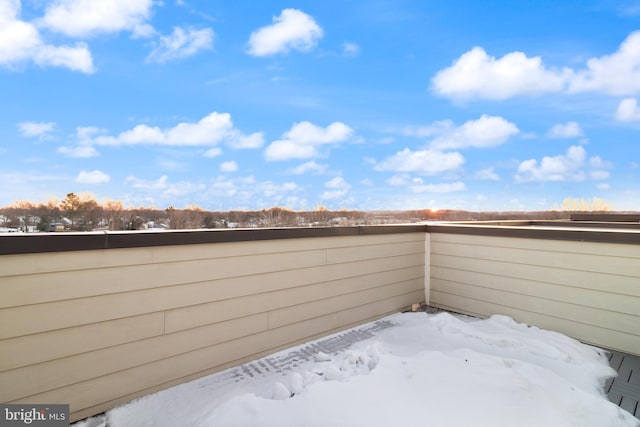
[430,291,640,355]
[431,279,640,336]
[0,313,165,373]
[166,265,424,333]
[431,266,639,315]
[151,233,425,264]
[151,249,327,288]
[430,232,640,259]
[163,258,424,333]
[0,314,268,402]
[269,279,423,328]
[326,240,424,264]
[0,247,153,278]
[0,253,424,339]
[431,253,640,297]
[0,264,156,309]
[0,249,327,309]
[14,293,420,416]
[151,239,322,264]
[318,233,425,249]
[432,240,640,277]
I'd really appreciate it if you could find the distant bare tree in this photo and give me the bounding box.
[554,197,613,212]
[183,204,205,229]
[10,200,35,231]
[60,193,83,230]
[81,197,103,230]
[103,199,125,230]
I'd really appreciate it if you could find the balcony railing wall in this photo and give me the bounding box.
[427,223,640,357]
[0,227,426,422]
[1,222,638,422]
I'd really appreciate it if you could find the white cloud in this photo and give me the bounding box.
[474,167,500,181]
[18,121,55,138]
[547,121,584,138]
[157,159,186,173]
[125,175,168,190]
[100,113,231,145]
[596,183,610,190]
[432,31,640,100]
[59,112,262,156]
[0,2,40,62]
[410,181,466,193]
[321,176,350,199]
[121,174,303,209]
[514,145,611,182]
[264,140,317,160]
[589,156,612,169]
[258,181,299,197]
[76,126,106,141]
[386,174,411,186]
[200,175,301,208]
[147,26,214,63]
[39,0,153,37]
[431,46,569,100]
[342,42,360,57]
[131,23,156,39]
[57,145,99,157]
[375,148,464,174]
[401,120,452,138]
[164,181,206,197]
[387,174,466,193]
[615,98,640,122]
[265,121,353,161]
[516,145,586,182]
[203,147,222,158]
[0,1,94,73]
[290,161,328,175]
[220,161,238,172]
[568,31,640,95]
[75,170,110,184]
[227,132,265,149]
[284,121,353,144]
[33,42,94,72]
[325,176,349,189]
[430,115,519,150]
[590,170,610,180]
[247,9,323,57]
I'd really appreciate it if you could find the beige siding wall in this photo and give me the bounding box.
[0,233,425,422]
[429,232,640,356]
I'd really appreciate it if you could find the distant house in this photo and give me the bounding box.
[48,222,66,232]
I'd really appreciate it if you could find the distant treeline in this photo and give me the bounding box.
[0,193,623,232]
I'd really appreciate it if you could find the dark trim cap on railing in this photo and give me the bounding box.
[426,222,640,245]
[0,225,428,255]
[570,213,640,223]
[2,221,639,256]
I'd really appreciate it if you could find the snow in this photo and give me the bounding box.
[76,312,638,427]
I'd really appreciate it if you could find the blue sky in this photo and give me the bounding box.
[1,0,639,211]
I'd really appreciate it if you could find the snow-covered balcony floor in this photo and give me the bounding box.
[75,309,639,427]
